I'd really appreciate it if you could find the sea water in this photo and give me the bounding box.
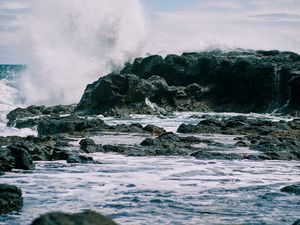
[0,107,299,225]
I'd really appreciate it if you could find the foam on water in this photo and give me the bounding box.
[0,155,299,225]
[0,76,37,137]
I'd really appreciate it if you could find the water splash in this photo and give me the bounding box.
[18,0,146,105]
[269,67,281,113]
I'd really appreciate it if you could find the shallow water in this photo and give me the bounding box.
[1,155,300,225]
[0,113,300,225]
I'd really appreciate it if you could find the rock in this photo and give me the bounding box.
[30,210,118,225]
[293,219,300,225]
[281,183,300,195]
[37,115,112,136]
[66,154,96,164]
[114,123,144,133]
[140,132,201,156]
[79,138,103,153]
[0,184,23,215]
[289,74,300,108]
[103,145,127,153]
[0,148,14,172]
[7,143,35,170]
[51,148,98,164]
[7,104,75,127]
[143,124,166,135]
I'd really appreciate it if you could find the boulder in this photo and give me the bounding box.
[143,124,166,135]
[0,184,23,215]
[79,138,102,153]
[7,143,35,170]
[30,210,118,225]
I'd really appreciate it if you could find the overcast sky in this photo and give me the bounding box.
[1,0,300,64]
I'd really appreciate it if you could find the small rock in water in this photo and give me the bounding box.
[293,219,300,225]
[80,138,103,153]
[143,124,166,135]
[281,183,300,195]
[0,184,23,215]
[30,210,118,225]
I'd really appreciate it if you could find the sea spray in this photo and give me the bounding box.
[18,0,146,105]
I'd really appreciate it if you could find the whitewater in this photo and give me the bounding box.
[0,1,300,225]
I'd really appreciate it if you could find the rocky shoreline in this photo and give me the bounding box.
[1,50,300,224]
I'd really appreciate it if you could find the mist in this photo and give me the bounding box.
[18,0,146,105]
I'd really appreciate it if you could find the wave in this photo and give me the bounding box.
[17,0,146,105]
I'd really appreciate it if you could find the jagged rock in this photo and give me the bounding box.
[51,148,98,164]
[30,210,118,225]
[281,183,300,195]
[178,116,300,160]
[289,74,300,108]
[140,132,202,156]
[7,143,35,170]
[7,105,75,127]
[0,148,14,172]
[37,115,112,136]
[0,184,23,215]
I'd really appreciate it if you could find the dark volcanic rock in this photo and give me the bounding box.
[140,132,202,156]
[143,124,166,135]
[0,184,23,215]
[7,104,75,127]
[281,183,300,195]
[118,50,300,114]
[30,210,118,225]
[37,115,112,136]
[7,143,35,170]
[76,73,158,115]
[79,138,103,153]
[0,148,14,172]
[178,116,300,160]
[51,148,97,164]
[289,74,300,108]
[293,219,300,225]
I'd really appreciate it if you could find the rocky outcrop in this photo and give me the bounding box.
[37,115,112,136]
[0,184,23,215]
[30,210,118,225]
[177,116,300,160]
[7,105,75,127]
[77,50,300,116]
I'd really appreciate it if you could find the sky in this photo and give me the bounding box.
[1,0,300,64]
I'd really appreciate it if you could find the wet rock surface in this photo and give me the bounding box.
[77,50,300,116]
[7,105,76,127]
[0,184,23,215]
[293,219,300,225]
[178,116,300,160]
[30,210,118,225]
[281,183,300,195]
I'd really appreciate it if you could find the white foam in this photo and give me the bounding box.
[18,0,146,105]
